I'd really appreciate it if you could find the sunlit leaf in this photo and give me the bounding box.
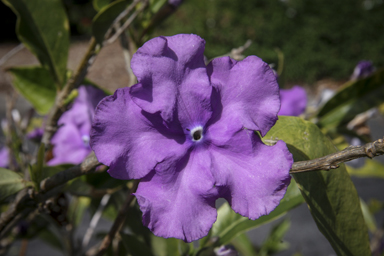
[347,159,384,179]
[150,235,181,256]
[317,68,384,129]
[211,179,304,246]
[266,116,370,256]
[360,199,377,233]
[230,233,258,256]
[2,0,69,87]
[0,167,30,201]
[8,66,56,115]
[120,232,154,256]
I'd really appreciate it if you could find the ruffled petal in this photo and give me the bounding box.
[135,148,218,242]
[278,86,307,116]
[48,123,90,166]
[130,34,213,128]
[60,85,105,136]
[90,87,189,180]
[207,56,280,136]
[208,129,292,219]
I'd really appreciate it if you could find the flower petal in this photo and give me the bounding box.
[48,123,90,166]
[278,86,307,116]
[90,88,189,180]
[207,56,280,136]
[0,146,9,168]
[209,129,292,219]
[130,34,213,128]
[135,149,218,242]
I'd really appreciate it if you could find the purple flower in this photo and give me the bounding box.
[48,85,105,166]
[278,86,307,116]
[0,146,9,168]
[90,34,293,242]
[27,127,44,142]
[350,60,375,80]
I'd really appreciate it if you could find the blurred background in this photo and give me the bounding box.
[1,0,384,255]
[2,0,384,85]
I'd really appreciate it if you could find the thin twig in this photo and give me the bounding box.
[40,152,101,193]
[0,43,25,67]
[105,0,148,45]
[1,139,383,242]
[91,180,139,256]
[0,153,103,236]
[290,137,384,173]
[82,194,111,251]
[104,0,142,41]
[120,31,137,87]
[41,37,98,147]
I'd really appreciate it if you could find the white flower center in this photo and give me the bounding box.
[190,126,203,142]
[82,135,90,147]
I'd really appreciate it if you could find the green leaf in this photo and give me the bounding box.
[0,167,29,201]
[266,116,371,256]
[211,179,304,246]
[68,196,90,227]
[230,233,258,256]
[2,0,69,87]
[8,66,56,115]
[259,219,290,256]
[93,0,111,11]
[120,232,154,256]
[347,159,384,179]
[360,199,377,233]
[150,235,180,256]
[29,143,45,189]
[317,68,384,129]
[92,0,129,45]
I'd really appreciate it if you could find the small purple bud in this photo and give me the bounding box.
[27,127,44,142]
[214,245,239,256]
[168,0,183,7]
[350,60,375,80]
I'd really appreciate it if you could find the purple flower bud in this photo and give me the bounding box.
[350,60,375,80]
[214,245,239,256]
[27,127,44,142]
[168,0,183,7]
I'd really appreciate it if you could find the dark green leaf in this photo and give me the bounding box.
[2,0,69,87]
[211,179,304,246]
[29,143,45,188]
[120,232,154,256]
[92,0,129,45]
[8,66,56,115]
[266,116,371,256]
[93,0,110,11]
[317,68,384,129]
[0,167,29,201]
